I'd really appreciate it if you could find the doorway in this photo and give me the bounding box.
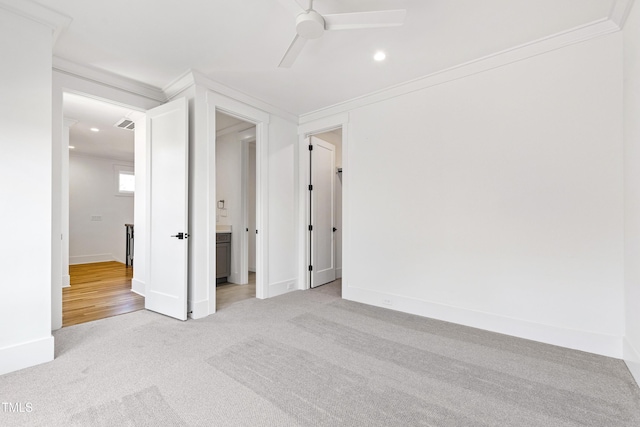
[215,110,257,310]
[61,92,145,326]
[307,129,343,289]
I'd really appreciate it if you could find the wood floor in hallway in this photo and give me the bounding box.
[216,272,256,311]
[63,261,144,327]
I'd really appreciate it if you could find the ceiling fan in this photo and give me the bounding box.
[277,0,407,68]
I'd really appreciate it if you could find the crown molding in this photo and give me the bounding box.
[163,69,196,101]
[300,17,621,124]
[191,70,298,123]
[610,0,635,28]
[0,0,71,44]
[164,69,298,122]
[53,56,166,102]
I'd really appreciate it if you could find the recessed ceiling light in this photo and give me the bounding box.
[68,145,75,149]
[374,51,386,61]
[90,127,100,132]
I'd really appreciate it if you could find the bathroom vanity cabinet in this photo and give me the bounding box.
[216,232,231,284]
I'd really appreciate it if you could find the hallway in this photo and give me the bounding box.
[63,261,144,327]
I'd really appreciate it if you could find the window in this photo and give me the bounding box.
[114,165,134,196]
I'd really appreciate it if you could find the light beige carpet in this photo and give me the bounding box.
[0,282,639,426]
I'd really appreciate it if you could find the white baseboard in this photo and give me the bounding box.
[189,299,210,319]
[342,286,622,358]
[69,254,115,265]
[624,337,640,387]
[131,278,145,296]
[336,268,342,279]
[269,278,297,298]
[62,274,70,288]
[0,336,54,376]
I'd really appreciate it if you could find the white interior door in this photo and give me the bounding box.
[146,98,189,320]
[310,136,336,287]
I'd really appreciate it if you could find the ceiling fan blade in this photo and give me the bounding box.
[279,35,308,68]
[324,9,407,31]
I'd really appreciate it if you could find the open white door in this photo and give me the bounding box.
[146,98,189,320]
[310,136,336,287]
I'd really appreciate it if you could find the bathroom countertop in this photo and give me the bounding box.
[216,225,232,233]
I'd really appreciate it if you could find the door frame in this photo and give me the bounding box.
[52,70,160,330]
[297,113,349,291]
[207,91,269,303]
[240,135,257,283]
[309,136,337,288]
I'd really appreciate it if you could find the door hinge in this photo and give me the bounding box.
[309,145,313,151]
[308,184,313,191]
[308,225,313,231]
[308,265,313,271]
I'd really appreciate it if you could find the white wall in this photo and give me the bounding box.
[68,154,134,264]
[0,7,54,375]
[341,32,625,358]
[267,115,299,295]
[132,117,146,295]
[624,0,640,385]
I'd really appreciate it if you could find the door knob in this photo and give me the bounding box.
[333,227,337,232]
[171,232,188,239]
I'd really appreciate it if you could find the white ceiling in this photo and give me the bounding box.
[44,0,613,116]
[64,93,139,162]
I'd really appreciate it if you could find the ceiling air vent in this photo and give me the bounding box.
[114,118,135,131]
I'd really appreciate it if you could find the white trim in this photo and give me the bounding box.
[131,278,145,296]
[269,278,298,297]
[207,91,270,303]
[53,57,166,102]
[62,274,70,288]
[299,113,349,136]
[300,19,620,123]
[343,286,622,358]
[238,139,250,286]
[257,121,270,299]
[163,69,195,101]
[610,0,635,28]
[624,337,640,387]
[0,336,54,376]
[297,114,350,292]
[216,121,255,138]
[69,254,116,265]
[0,0,71,44]
[336,267,342,279]
[193,70,297,124]
[189,299,209,320]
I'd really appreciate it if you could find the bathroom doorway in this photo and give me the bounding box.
[215,110,257,309]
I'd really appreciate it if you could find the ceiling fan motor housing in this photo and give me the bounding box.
[296,10,325,39]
